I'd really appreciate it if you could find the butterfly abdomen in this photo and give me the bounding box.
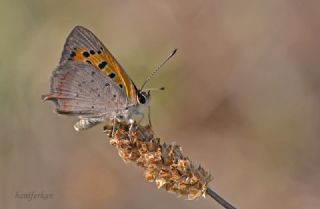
[74,118,104,131]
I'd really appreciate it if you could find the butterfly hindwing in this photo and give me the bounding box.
[43,62,128,117]
[60,26,137,103]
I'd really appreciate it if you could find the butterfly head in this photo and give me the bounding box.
[137,90,150,105]
[136,86,166,106]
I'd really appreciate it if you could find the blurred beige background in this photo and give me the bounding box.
[1,0,320,208]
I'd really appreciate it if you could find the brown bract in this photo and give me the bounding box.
[106,122,213,200]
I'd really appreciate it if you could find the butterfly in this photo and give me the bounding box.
[42,26,176,131]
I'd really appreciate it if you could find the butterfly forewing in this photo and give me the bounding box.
[60,26,137,103]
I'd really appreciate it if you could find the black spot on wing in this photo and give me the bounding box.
[98,61,107,69]
[108,72,116,79]
[70,51,76,58]
[82,51,90,57]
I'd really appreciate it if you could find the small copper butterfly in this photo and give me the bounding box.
[42,26,176,131]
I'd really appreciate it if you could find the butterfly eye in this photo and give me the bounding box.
[138,92,148,104]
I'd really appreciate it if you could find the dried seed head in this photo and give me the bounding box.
[106,122,213,200]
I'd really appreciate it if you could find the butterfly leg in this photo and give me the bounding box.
[128,118,135,140]
[148,105,152,128]
[111,117,117,138]
[127,112,144,140]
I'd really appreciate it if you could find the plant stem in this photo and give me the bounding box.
[206,187,237,209]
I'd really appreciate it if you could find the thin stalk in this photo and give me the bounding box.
[206,187,237,209]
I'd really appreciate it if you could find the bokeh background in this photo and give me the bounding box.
[2,0,320,208]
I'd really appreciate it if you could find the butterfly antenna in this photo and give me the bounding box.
[140,49,177,90]
[144,87,166,91]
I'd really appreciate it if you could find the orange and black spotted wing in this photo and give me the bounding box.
[59,25,137,104]
[43,26,138,117]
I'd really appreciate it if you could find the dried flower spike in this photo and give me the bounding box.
[105,121,237,209]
